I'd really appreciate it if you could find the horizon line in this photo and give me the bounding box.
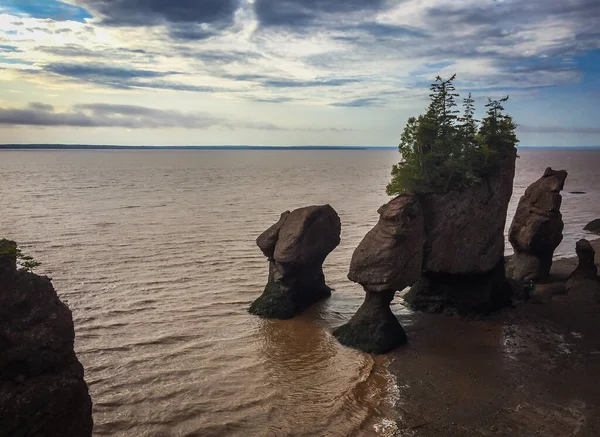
[1,144,599,150]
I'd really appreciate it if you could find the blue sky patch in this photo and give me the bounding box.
[1,0,92,22]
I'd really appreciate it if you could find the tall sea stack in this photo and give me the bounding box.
[509,168,567,282]
[405,149,517,315]
[333,195,423,353]
[0,239,93,437]
[249,205,341,319]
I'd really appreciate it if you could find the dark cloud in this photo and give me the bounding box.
[518,125,600,135]
[221,73,361,88]
[0,102,219,128]
[251,97,296,103]
[38,45,150,59]
[28,102,55,111]
[186,50,263,65]
[74,0,240,28]
[351,22,427,39]
[0,45,22,53]
[41,62,229,92]
[254,0,388,27]
[46,62,169,79]
[0,102,352,132]
[262,78,361,87]
[330,97,383,107]
[168,24,219,41]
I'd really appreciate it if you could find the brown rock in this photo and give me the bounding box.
[334,195,423,353]
[566,239,599,295]
[250,205,341,319]
[405,150,517,314]
[583,218,600,234]
[509,167,568,282]
[0,244,93,436]
[568,239,598,282]
[274,205,341,266]
[530,282,567,304]
[256,211,289,260]
[421,150,517,274]
[348,194,424,292]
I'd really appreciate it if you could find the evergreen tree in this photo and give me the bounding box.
[479,96,518,155]
[459,92,478,148]
[386,75,518,196]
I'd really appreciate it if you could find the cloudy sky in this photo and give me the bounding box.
[0,0,599,146]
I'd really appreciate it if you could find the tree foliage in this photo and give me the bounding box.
[387,75,518,195]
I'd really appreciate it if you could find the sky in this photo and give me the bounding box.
[0,0,599,147]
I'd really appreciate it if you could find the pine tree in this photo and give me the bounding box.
[479,96,518,155]
[386,75,518,196]
[459,92,478,148]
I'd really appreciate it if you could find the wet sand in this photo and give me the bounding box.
[389,239,600,436]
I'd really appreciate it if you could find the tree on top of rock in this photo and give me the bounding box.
[386,75,518,196]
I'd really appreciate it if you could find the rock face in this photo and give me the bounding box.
[404,150,517,314]
[509,168,568,282]
[0,239,93,437]
[333,195,423,353]
[249,205,341,319]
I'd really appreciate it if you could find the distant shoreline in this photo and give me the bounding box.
[0,144,599,151]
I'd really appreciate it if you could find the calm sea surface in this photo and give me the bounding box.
[1,149,599,436]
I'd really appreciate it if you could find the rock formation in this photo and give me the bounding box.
[0,239,93,437]
[404,149,517,314]
[584,218,600,234]
[509,168,568,282]
[249,205,341,319]
[333,194,423,353]
[565,239,600,303]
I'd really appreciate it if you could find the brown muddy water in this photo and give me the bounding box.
[1,148,599,436]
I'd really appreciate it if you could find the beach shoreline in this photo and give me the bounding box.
[386,239,600,436]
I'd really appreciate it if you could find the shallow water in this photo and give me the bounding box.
[1,148,599,436]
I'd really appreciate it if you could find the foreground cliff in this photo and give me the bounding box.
[0,239,93,437]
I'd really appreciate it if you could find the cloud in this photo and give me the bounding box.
[40,62,232,92]
[38,44,148,58]
[73,0,240,28]
[0,44,21,53]
[28,102,55,111]
[330,97,383,107]
[0,102,218,128]
[0,102,353,132]
[518,125,600,135]
[262,77,361,87]
[254,0,387,27]
[46,62,169,79]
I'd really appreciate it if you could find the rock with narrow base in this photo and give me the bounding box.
[249,205,341,319]
[0,239,93,437]
[334,195,423,353]
[509,168,568,283]
[405,150,517,315]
